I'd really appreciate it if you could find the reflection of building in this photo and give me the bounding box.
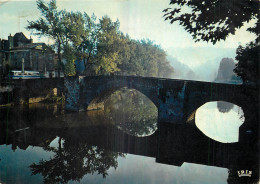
[0,32,55,76]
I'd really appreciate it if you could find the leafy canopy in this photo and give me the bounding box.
[27,0,175,78]
[163,0,259,44]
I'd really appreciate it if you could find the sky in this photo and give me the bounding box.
[0,0,257,79]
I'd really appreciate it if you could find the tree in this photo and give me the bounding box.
[27,0,65,72]
[62,11,86,48]
[93,16,122,75]
[133,39,174,77]
[163,0,259,84]
[27,1,90,75]
[163,0,259,44]
[64,45,76,76]
[74,13,100,71]
[28,0,174,77]
[116,37,174,78]
[234,42,259,84]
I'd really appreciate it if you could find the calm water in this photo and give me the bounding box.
[0,99,258,184]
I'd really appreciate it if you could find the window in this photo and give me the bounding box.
[48,54,53,61]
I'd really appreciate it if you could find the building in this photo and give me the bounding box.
[0,38,10,75]
[0,32,55,76]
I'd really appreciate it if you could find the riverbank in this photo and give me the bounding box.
[0,95,65,107]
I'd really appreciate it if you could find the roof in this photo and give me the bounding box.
[11,43,44,50]
[11,43,54,53]
[13,32,31,47]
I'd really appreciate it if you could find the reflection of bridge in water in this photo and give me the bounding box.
[0,109,258,183]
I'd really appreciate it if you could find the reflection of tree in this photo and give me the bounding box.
[115,119,157,137]
[217,101,234,113]
[104,89,158,137]
[30,137,123,183]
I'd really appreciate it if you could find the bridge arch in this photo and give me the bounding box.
[85,86,159,137]
[86,86,122,110]
[184,82,249,123]
[74,76,160,111]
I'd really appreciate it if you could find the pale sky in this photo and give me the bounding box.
[0,0,257,76]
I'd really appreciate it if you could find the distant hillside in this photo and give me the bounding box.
[166,56,198,80]
[214,58,242,84]
[166,46,236,82]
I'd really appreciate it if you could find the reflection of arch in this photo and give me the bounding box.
[2,116,258,182]
[157,122,259,182]
[58,122,258,174]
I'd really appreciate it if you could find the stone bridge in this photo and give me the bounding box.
[65,76,256,124]
[12,78,64,104]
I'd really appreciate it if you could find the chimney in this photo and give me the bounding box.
[8,34,13,49]
[30,36,33,43]
[22,58,25,73]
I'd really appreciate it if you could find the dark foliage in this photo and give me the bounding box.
[163,0,259,44]
[234,42,259,85]
[164,0,259,84]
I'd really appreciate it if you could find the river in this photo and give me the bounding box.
[0,92,258,184]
